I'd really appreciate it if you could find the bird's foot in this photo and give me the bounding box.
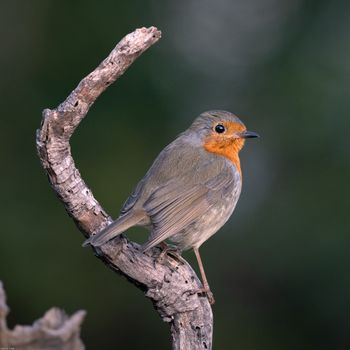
[156,242,185,265]
[196,287,215,305]
[185,286,215,305]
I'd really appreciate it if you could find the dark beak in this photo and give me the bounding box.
[240,130,260,139]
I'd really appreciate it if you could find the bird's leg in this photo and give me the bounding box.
[193,247,215,305]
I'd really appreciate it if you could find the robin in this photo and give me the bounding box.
[83,110,259,304]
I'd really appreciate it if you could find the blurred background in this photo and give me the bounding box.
[1,0,349,349]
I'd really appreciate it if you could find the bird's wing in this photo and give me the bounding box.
[120,138,203,216]
[141,162,236,252]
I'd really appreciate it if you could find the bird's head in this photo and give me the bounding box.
[185,110,259,174]
[189,110,259,152]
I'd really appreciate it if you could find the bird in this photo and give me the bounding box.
[83,110,259,304]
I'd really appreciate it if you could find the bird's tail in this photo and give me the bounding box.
[82,211,144,247]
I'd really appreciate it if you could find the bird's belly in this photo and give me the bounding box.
[169,191,239,250]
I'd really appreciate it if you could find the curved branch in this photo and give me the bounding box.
[36,27,213,350]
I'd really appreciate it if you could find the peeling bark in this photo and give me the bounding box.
[36,27,213,350]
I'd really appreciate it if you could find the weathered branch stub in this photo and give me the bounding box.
[0,281,85,350]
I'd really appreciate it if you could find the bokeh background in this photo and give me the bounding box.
[1,0,349,349]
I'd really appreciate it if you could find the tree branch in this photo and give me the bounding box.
[36,27,213,350]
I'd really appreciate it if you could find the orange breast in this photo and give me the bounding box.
[203,137,244,176]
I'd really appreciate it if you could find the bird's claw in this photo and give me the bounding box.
[197,287,215,305]
[184,287,215,305]
[156,243,185,265]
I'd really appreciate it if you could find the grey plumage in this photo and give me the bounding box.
[83,111,244,251]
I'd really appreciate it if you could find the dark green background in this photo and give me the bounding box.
[1,0,349,349]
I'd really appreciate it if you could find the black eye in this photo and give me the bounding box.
[215,124,225,133]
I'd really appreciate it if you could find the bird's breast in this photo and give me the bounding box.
[203,137,244,176]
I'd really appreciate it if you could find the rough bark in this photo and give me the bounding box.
[36,27,213,350]
[0,281,85,350]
